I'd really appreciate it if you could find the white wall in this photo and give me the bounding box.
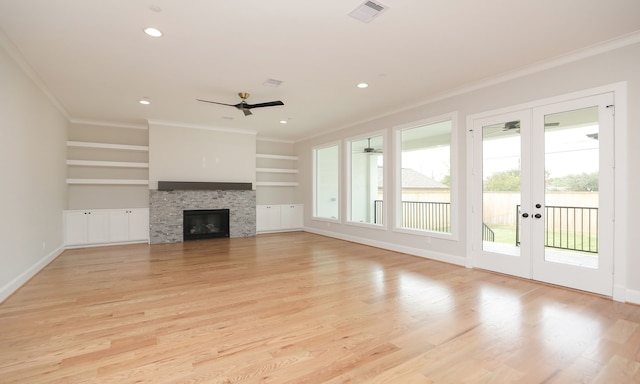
[148,122,256,189]
[296,41,640,296]
[0,38,67,301]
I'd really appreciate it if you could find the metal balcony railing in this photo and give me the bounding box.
[373,200,451,233]
[374,200,495,241]
[516,204,598,253]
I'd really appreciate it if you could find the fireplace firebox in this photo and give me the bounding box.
[183,209,230,241]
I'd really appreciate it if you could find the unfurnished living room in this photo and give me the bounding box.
[1,1,640,383]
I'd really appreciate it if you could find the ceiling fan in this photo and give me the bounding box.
[502,121,560,131]
[197,92,284,116]
[361,137,383,154]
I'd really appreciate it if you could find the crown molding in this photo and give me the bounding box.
[69,118,148,130]
[256,136,295,144]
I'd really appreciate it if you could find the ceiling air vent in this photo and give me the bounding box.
[349,1,388,23]
[263,78,283,87]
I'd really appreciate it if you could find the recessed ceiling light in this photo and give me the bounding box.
[357,82,369,89]
[280,120,288,124]
[143,27,163,37]
[139,98,151,105]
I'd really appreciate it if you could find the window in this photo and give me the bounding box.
[396,116,455,235]
[313,144,340,220]
[347,134,384,226]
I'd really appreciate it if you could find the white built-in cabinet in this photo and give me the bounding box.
[280,204,304,229]
[256,205,281,231]
[255,146,302,232]
[108,209,150,243]
[64,210,110,245]
[256,204,303,232]
[64,208,149,246]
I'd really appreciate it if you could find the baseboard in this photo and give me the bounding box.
[625,289,640,305]
[64,239,149,249]
[257,228,303,235]
[303,227,466,266]
[0,245,65,303]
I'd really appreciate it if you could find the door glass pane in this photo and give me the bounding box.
[543,107,599,268]
[349,135,383,225]
[482,121,521,255]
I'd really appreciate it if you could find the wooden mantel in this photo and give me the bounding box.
[157,181,253,191]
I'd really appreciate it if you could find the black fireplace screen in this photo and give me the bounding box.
[183,209,230,241]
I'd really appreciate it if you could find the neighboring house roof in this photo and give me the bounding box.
[377,167,448,188]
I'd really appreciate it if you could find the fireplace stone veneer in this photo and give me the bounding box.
[149,189,255,244]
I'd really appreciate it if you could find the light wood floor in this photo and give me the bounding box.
[1,232,640,383]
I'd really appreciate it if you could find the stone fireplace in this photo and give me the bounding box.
[149,182,255,244]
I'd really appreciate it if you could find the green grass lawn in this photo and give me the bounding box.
[486,224,598,253]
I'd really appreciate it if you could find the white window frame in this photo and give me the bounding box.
[393,112,459,241]
[312,141,341,223]
[345,130,388,230]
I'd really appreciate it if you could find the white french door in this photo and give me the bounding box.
[471,93,614,296]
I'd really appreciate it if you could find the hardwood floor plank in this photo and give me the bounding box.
[1,232,640,383]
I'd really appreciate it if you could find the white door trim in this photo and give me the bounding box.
[466,82,628,301]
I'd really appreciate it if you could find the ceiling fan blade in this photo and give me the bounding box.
[234,102,253,116]
[196,99,236,107]
[198,94,283,117]
[245,101,284,109]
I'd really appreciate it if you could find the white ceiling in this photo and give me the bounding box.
[1,0,639,142]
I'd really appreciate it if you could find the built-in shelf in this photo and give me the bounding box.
[256,168,299,174]
[256,153,298,161]
[66,160,149,168]
[255,152,298,188]
[67,141,149,152]
[67,179,149,185]
[66,141,149,185]
[255,181,299,187]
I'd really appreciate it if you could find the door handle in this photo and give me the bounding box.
[534,213,542,219]
[522,213,529,218]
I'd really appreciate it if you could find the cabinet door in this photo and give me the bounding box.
[64,211,88,245]
[257,205,281,231]
[280,204,303,229]
[128,209,149,241]
[109,210,130,242]
[86,211,110,244]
